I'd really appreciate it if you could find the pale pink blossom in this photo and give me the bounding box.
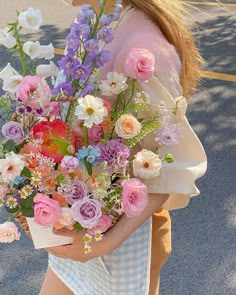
[115,114,141,139]
[121,178,148,217]
[60,156,80,173]
[88,214,112,235]
[0,152,25,183]
[0,222,21,243]
[125,48,155,82]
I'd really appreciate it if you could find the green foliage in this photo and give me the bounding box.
[2,140,16,153]
[20,167,32,178]
[73,222,83,232]
[0,97,13,122]
[126,120,160,148]
[123,102,149,114]
[84,157,92,176]
[51,135,73,156]
[19,191,36,217]
[5,204,20,214]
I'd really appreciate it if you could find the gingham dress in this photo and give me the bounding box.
[49,218,152,295]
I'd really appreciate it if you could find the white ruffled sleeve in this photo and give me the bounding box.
[138,72,207,210]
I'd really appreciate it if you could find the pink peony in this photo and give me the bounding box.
[17,75,51,109]
[125,48,155,82]
[71,197,102,229]
[0,222,21,243]
[88,125,103,145]
[88,214,112,235]
[121,178,148,217]
[34,193,62,226]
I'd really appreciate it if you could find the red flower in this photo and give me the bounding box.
[32,119,75,163]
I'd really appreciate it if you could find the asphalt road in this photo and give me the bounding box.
[0,1,236,295]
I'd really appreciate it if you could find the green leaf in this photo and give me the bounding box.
[73,222,83,232]
[20,167,32,178]
[84,157,92,176]
[20,207,34,217]
[5,205,20,214]
[124,102,149,114]
[51,135,73,156]
[20,191,36,217]
[3,140,16,153]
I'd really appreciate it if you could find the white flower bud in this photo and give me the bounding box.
[18,8,43,30]
[23,41,54,60]
[36,61,59,78]
[2,75,23,93]
[37,43,55,60]
[0,28,16,49]
[0,63,19,81]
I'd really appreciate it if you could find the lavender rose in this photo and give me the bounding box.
[71,197,102,228]
[1,121,24,144]
[65,180,89,205]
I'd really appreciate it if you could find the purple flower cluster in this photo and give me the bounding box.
[53,1,123,97]
[154,124,181,146]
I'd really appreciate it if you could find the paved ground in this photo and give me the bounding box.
[0,1,236,295]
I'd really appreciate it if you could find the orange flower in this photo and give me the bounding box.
[52,192,67,206]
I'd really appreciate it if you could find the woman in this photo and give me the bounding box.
[40,1,207,294]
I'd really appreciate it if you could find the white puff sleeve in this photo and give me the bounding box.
[138,71,207,210]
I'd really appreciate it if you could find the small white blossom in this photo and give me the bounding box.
[36,61,59,78]
[84,244,92,254]
[175,96,187,121]
[0,28,16,49]
[99,72,128,96]
[18,8,43,30]
[23,41,54,60]
[0,63,19,81]
[94,230,103,241]
[0,152,25,183]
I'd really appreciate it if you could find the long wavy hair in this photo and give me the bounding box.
[127,0,203,97]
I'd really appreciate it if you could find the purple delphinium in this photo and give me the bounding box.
[154,124,181,146]
[66,33,81,53]
[97,27,114,44]
[58,55,79,75]
[97,139,130,167]
[81,82,96,97]
[95,50,111,68]
[52,81,75,97]
[84,39,99,53]
[71,64,91,80]
[99,14,112,26]
[71,23,90,39]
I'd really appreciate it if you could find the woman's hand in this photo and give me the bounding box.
[44,227,111,263]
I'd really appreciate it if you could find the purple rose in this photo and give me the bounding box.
[65,180,88,205]
[71,197,102,228]
[88,125,103,145]
[1,121,24,144]
[97,139,130,168]
[60,156,79,173]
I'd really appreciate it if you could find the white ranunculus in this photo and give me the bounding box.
[75,95,108,128]
[23,41,54,60]
[18,8,43,30]
[36,61,59,78]
[99,72,128,96]
[0,152,25,183]
[2,75,23,93]
[133,149,162,179]
[0,63,19,81]
[0,28,16,49]
[175,96,187,121]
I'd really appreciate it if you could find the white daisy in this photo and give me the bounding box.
[83,233,92,244]
[99,72,128,96]
[0,196,4,207]
[75,95,108,128]
[84,244,92,254]
[6,196,18,209]
[94,230,103,241]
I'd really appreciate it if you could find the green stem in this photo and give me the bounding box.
[13,23,27,75]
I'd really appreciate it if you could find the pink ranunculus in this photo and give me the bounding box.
[17,75,51,109]
[60,156,80,173]
[125,48,155,82]
[71,197,102,229]
[103,99,111,112]
[88,214,112,235]
[34,193,62,226]
[0,222,21,243]
[1,121,24,145]
[88,125,103,145]
[121,178,148,217]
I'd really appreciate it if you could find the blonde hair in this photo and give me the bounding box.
[127,0,203,97]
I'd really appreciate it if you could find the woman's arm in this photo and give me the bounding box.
[45,193,168,262]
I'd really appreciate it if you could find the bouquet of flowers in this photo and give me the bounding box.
[0,2,187,252]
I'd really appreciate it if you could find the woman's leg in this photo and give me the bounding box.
[149,209,172,295]
[39,266,74,295]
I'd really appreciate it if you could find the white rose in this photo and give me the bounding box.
[175,96,187,121]
[133,149,162,179]
[18,8,43,30]
[115,114,142,139]
[0,63,19,81]
[0,28,16,49]
[0,222,21,243]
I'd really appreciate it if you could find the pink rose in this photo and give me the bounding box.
[125,48,155,82]
[17,75,51,109]
[121,178,148,217]
[71,197,102,228]
[0,222,21,243]
[88,214,112,235]
[88,125,103,145]
[61,156,80,173]
[34,193,62,226]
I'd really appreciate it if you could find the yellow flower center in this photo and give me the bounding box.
[86,107,94,116]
